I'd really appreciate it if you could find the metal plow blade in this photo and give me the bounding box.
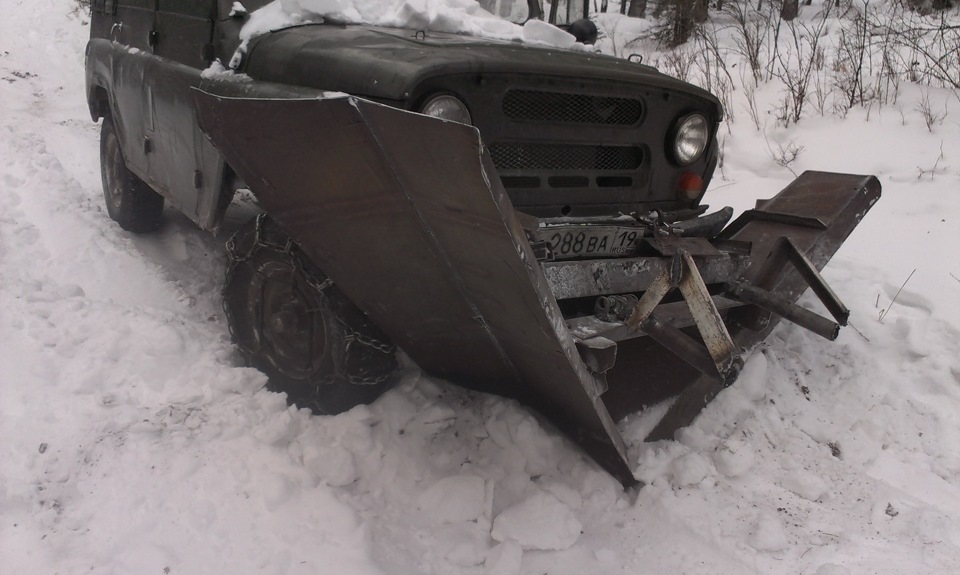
[580,171,880,442]
[194,90,879,487]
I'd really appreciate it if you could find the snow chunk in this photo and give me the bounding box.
[491,491,582,550]
[483,541,522,575]
[303,444,358,487]
[736,351,770,401]
[521,19,575,47]
[230,1,248,17]
[712,439,755,478]
[200,59,252,82]
[749,512,789,552]
[417,474,487,523]
[261,472,296,509]
[781,469,827,501]
[669,452,712,487]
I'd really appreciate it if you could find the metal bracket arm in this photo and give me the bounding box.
[623,250,742,382]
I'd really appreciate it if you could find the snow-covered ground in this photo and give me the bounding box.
[1,1,958,573]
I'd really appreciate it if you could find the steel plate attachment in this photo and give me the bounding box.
[193,84,880,487]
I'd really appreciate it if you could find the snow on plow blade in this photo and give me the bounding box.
[195,92,879,486]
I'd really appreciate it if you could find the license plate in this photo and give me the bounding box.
[537,225,642,259]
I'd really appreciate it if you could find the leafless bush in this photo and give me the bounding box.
[723,1,774,84]
[657,47,696,82]
[871,7,960,90]
[765,134,805,176]
[742,75,762,130]
[916,142,946,180]
[832,3,873,112]
[772,5,833,125]
[915,89,948,131]
[765,7,785,81]
[811,64,829,115]
[873,24,903,106]
[691,24,737,131]
[773,93,793,126]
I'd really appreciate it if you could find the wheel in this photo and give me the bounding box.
[223,214,398,414]
[99,115,164,232]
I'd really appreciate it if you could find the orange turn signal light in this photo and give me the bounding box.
[677,173,703,200]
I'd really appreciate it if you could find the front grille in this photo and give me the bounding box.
[488,144,643,171]
[503,90,643,125]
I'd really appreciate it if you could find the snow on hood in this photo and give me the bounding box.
[230,0,579,67]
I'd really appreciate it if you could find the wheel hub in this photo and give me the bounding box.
[257,265,327,380]
[269,304,305,335]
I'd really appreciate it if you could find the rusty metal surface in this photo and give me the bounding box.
[542,252,750,299]
[194,91,638,485]
[569,297,743,342]
[635,172,881,439]
[676,252,738,376]
[601,249,741,383]
[727,281,841,341]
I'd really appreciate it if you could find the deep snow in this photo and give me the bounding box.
[1,1,959,574]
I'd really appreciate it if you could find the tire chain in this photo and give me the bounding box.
[225,213,396,387]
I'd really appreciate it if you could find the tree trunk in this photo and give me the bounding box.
[780,0,799,21]
[526,0,543,20]
[692,0,709,22]
[673,0,696,45]
[628,0,648,18]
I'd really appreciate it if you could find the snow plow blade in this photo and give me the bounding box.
[194,92,879,486]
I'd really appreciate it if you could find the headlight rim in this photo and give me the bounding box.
[670,112,710,166]
[419,93,473,126]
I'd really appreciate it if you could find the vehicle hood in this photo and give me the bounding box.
[241,24,721,107]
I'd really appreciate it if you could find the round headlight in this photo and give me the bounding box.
[673,114,709,165]
[420,94,472,125]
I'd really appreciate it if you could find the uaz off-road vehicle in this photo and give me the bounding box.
[85,0,879,485]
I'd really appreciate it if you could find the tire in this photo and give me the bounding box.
[99,116,164,233]
[223,214,398,414]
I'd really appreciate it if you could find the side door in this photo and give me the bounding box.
[91,0,157,179]
[144,0,225,230]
